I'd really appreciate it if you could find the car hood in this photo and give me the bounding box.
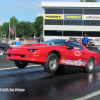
[11,43,67,50]
[12,43,48,49]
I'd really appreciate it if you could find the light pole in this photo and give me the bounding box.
[9,20,10,41]
[0,30,2,42]
[15,28,16,40]
[13,25,16,40]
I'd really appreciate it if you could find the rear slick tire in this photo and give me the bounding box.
[14,60,28,69]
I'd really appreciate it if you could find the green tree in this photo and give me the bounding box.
[80,0,97,2]
[1,22,9,38]
[9,16,18,38]
[16,21,35,38]
[31,22,35,37]
[0,25,2,38]
[34,16,43,37]
[85,0,97,1]
[10,16,18,29]
[80,0,84,2]
[16,21,26,38]
[0,25,1,30]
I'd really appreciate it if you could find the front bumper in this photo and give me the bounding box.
[6,49,46,63]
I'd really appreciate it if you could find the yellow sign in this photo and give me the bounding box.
[65,15,82,20]
[45,14,62,19]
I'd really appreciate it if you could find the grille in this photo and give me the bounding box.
[20,55,25,58]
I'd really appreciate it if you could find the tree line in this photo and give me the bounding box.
[80,0,97,2]
[0,16,43,39]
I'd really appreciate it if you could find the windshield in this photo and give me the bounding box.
[41,39,69,46]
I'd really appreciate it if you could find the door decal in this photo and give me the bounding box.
[61,59,86,66]
[74,51,81,56]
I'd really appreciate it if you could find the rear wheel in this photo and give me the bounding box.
[44,53,59,73]
[14,60,28,68]
[0,48,4,55]
[83,57,94,73]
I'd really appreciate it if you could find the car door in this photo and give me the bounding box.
[61,42,87,66]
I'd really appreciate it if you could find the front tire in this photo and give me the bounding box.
[44,53,59,73]
[83,57,94,73]
[14,60,28,69]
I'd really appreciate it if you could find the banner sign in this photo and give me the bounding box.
[84,15,100,20]
[65,15,82,20]
[44,14,62,19]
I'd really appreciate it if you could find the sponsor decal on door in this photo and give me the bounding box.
[74,51,81,56]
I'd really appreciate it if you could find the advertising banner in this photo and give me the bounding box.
[84,15,100,20]
[65,15,82,20]
[44,14,62,19]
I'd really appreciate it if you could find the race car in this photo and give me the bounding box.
[6,39,99,73]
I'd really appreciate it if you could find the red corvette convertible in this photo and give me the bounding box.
[6,39,99,73]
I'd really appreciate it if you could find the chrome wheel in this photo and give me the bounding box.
[44,53,59,73]
[49,57,57,70]
[88,61,94,70]
[83,57,94,73]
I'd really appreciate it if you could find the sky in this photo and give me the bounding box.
[0,0,86,25]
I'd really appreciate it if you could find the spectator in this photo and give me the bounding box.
[82,34,89,48]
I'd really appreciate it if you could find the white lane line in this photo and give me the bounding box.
[75,90,100,100]
[0,65,41,71]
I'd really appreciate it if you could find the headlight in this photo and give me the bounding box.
[28,49,37,52]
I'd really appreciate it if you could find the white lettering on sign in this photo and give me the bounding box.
[74,51,81,56]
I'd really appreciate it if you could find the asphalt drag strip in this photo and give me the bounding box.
[0,49,100,100]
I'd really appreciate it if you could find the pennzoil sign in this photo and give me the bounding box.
[44,14,62,19]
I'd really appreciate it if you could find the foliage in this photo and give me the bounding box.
[80,0,97,2]
[10,16,18,30]
[85,0,97,2]
[0,26,1,36]
[16,21,35,38]
[1,15,43,38]
[0,25,1,30]
[34,16,43,37]
[1,22,9,38]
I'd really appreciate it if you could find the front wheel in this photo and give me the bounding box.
[14,60,28,69]
[44,53,59,73]
[83,57,94,73]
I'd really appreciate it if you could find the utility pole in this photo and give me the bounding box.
[1,31,2,40]
[15,28,16,40]
[9,12,11,41]
[13,17,16,40]
[13,17,14,39]
[9,20,10,40]
[1,31,2,41]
